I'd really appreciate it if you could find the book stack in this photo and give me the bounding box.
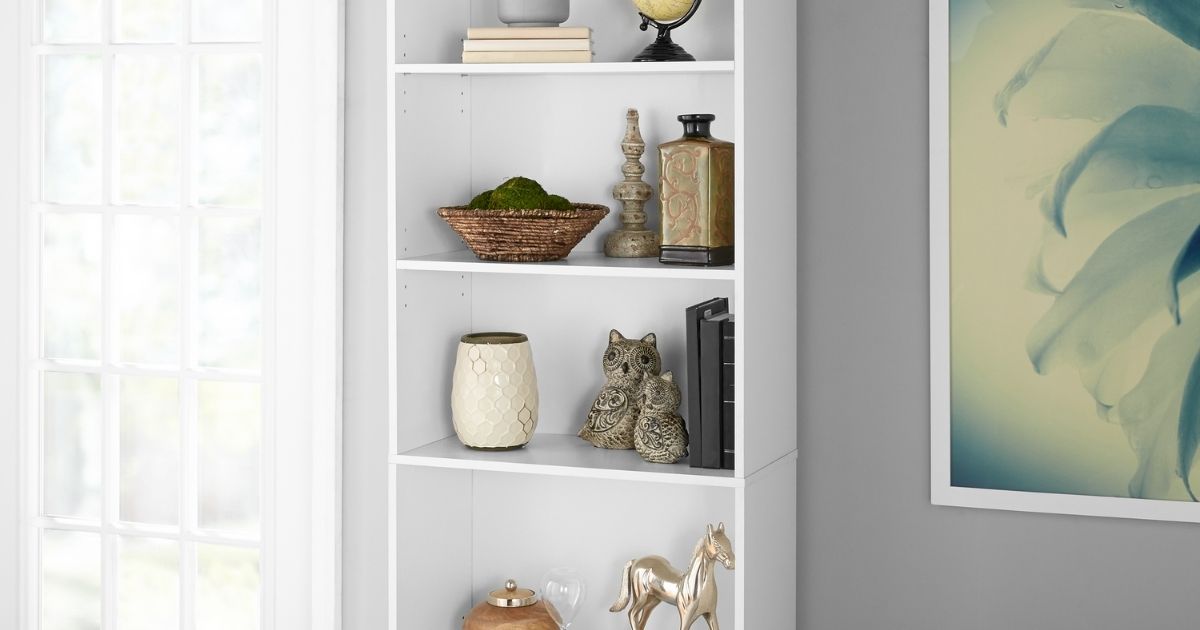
[463,27,593,64]
[686,298,736,470]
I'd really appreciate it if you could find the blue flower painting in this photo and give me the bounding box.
[948,0,1200,504]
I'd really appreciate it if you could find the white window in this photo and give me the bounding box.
[1,0,342,628]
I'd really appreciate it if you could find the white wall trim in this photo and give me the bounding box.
[275,0,345,627]
[1,0,24,624]
[309,0,345,625]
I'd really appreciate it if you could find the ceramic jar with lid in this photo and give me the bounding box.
[463,579,558,630]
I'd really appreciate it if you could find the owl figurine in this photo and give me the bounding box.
[634,371,689,464]
[579,329,661,449]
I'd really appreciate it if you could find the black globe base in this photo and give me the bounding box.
[631,0,703,63]
[633,34,696,62]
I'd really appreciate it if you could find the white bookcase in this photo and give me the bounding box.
[385,2,797,628]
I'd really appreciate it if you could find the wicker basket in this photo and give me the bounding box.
[437,203,611,262]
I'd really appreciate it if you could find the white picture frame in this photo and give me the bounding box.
[928,0,1200,523]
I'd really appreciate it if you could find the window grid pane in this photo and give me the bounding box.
[194,54,263,209]
[42,213,103,359]
[114,0,179,43]
[114,55,181,206]
[32,0,269,627]
[42,55,104,205]
[112,215,181,365]
[198,381,260,535]
[43,372,103,520]
[41,530,103,630]
[117,537,181,630]
[43,0,102,44]
[118,376,180,526]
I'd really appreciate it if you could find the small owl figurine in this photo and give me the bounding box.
[634,371,689,464]
[579,330,661,449]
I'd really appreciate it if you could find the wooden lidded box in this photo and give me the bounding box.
[463,580,557,630]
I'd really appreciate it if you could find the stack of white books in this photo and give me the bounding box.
[462,27,593,64]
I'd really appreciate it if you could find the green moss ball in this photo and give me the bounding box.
[488,187,548,210]
[544,194,573,211]
[495,176,547,197]
[468,190,493,210]
[465,177,572,210]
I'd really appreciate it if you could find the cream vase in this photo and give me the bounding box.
[451,333,540,449]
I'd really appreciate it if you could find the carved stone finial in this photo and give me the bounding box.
[605,109,662,258]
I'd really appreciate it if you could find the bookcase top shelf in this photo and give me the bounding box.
[390,434,743,488]
[396,250,737,280]
[394,61,735,76]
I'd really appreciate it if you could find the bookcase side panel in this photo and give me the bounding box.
[395,466,474,628]
[396,74,472,259]
[739,456,797,630]
[396,271,471,452]
[739,0,798,477]
[396,1,471,64]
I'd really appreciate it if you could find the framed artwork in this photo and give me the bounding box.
[931,1,1200,521]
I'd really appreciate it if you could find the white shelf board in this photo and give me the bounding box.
[397,250,736,280]
[390,434,741,488]
[394,60,735,76]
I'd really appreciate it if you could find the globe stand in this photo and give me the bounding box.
[632,0,703,62]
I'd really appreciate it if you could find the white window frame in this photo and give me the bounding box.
[0,0,343,627]
[2,0,24,625]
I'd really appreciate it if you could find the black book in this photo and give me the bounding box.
[721,317,736,470]
[685,298,728,468]
[700,312,732,469]
[722,404,735,469]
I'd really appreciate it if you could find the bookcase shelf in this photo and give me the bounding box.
[394,60,736,76]
[387,1,797,629]
[390,434,742,488]
[396,250,737,280]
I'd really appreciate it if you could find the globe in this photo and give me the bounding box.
[630,0,700,61]
[633,0,693,22]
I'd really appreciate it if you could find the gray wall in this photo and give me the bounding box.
[343,0,389,625]
[795,1,1199,629]
[344,1,1200,628]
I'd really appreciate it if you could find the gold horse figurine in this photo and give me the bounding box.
[609,523,736,630]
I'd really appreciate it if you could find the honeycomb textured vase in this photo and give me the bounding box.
[451,334,540,449]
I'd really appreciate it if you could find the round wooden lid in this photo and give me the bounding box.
[487,579,537,608]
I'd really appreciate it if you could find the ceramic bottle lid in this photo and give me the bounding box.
[679,113,716,138]
[487,580,538,608]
